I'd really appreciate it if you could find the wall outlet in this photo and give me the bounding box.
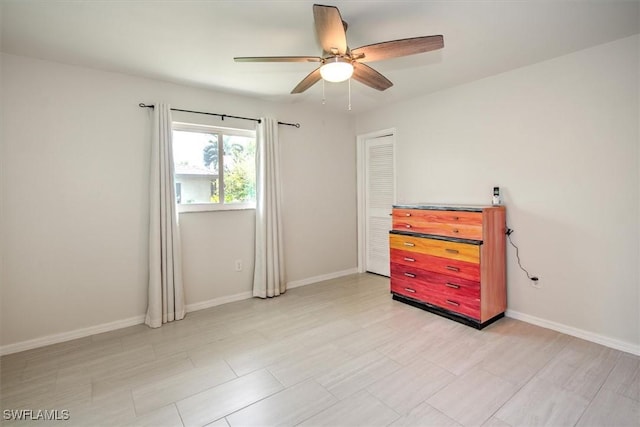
[235,259,243,272]
[531,277,541,288]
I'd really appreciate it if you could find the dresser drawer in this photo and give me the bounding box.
[389,233,480,263]
[427,294,481,320]
[390,276,480,321]
[390,249,481,282]
[391,263,480,299]
[391,278,432,302]
[391,262,439,293]
[393,209,483,240]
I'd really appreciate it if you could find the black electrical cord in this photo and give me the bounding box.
[506,228,539,282]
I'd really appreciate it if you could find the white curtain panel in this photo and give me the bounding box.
[253,117,286,298]
[146,103,185,327]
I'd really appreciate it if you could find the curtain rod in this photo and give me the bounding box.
[138,103,300,128]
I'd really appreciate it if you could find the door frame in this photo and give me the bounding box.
[356,128,397,274]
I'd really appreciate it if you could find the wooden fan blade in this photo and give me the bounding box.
[352,63,393,91]
[351,35,444,63]
[313,4,347,55]
[234,56,322,63]
[291,68,322,94]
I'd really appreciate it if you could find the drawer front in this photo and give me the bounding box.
[390,248,480,282]
[389,234,480,263]
[393,209,483,240]
[391,263,480,299]
[390,274,480,320]
[425,293,481,320]
[391,276,432,301]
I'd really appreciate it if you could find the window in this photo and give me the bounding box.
[172,122,256,212]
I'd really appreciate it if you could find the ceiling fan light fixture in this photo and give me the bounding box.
[320,57,353,82]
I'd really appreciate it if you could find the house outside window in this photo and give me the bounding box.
[172,122,256,212]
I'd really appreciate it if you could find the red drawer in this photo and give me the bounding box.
[425,293,480,320]
[391,263,481,320]
[391,279,432,301]
[390,249,480,282]
[391,277,480,320]
[390,263,480,298]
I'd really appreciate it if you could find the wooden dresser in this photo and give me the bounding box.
[389,204,506,329]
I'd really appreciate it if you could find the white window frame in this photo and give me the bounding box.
[172,121,256,213]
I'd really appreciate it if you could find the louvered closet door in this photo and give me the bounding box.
[365,135,395,276]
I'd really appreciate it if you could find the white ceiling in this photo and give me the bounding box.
[1,1,638,113]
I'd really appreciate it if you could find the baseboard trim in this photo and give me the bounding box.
[286,268,359,289]
[506,309,640,356]
[185,291,253,313]
[0,315,146,356]
[0,291,255,356]
[0,268,364,356]
[185,268,360,310]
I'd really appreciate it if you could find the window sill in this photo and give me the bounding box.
[177,203,256,214]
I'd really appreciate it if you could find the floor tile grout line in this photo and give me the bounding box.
[234,379,338,427]
[131,361,245,418]
[173,402,186,427]
[480,344,578,427]
[204,379,286,426]
[291,384,344,427]
[569,351,626,427]
[571,396,595,427]
[492,333,572,421]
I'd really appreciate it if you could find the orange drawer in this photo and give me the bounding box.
[389,233,480,263]
[393,209,483,240]
[390,248,480,282]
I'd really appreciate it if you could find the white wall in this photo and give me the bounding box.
[3,35,637,353]
[0,53,356,349]
[356,35,639,350]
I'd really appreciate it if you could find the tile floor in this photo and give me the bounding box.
[1,273,638,426]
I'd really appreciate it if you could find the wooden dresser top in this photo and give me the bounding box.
[393,204,504,212]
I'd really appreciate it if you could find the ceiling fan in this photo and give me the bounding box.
[234,4,444,94]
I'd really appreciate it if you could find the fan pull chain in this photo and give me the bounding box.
[322,79,326,105]
[348,78,352,111]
